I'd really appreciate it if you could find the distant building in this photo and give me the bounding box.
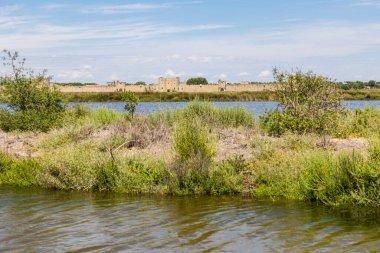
[158,77,180,92]
[55,77,275,93]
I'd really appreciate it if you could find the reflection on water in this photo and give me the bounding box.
[1,187,379,252]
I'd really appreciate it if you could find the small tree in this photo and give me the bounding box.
[368,80,376,88]
[261,68,343,136]
[135,81,146,86]
[122,91,139,117]
[0,50,64,132]
[186,77,208,85]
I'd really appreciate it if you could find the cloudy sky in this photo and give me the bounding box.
[1,0,380,83]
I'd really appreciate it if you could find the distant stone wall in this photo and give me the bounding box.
[55,78,275,93]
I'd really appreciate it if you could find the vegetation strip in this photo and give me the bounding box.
[1,51,380,207]
[56,89,380,102]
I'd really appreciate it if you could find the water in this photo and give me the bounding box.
[1,187,379,252]
[69,100,380,115]
[1,100,380,115]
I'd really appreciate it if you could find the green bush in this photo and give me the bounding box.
[0,153,40,187]
[333,107,380,138]
[186,77,208,85]
[171,118,215,193]
[122,91,139,117]
[260,69,342,136]
[299,149,380,206]
[208,156,246,195]
[0,50,65,132]
[39,145,108,191]
[97,157,171,193]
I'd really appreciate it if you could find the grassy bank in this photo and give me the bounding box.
[61,91,277,102]
[56,89,380,102]
[1,102,380,206]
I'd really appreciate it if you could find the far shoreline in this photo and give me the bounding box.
[57,89,380,102]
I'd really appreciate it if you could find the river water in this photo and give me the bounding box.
[70,100,380,115]
[1,187,379,252]
[1,100,380,115]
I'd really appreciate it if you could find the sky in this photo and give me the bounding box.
[0,0,380,84]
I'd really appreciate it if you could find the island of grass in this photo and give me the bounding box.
[1,51,380,207]
[1,101,380,206]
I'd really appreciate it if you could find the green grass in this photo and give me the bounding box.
[148,100,255,128]
[56,89,380,102]
[1,102,380,207]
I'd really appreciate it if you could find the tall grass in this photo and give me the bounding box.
[1,101,380,207]
[171,118,215,194]
[251,141,380,206]
[333,107,380,138]
[148,101,254,128]
[89,107,124,127]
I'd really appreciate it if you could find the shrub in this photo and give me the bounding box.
[0,153,40,187]
[208,156,246,195]
[39,144,108,191]
[299,149,380,206]
[122,91,139,117]
[171,118,215,193]
[0,50,65,132]
[186,77,208,85]
[260,69,343,136]
[97,156,171,193]
[333,107,380,138]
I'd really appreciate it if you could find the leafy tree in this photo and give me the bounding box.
[368,80,376,88]
[186,77,208,85]
[0,50,65,132]
[135,81,146,86]
[122,91,139,117]
[260,68,343,136]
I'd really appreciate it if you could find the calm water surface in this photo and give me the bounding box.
[1,100,380,115]
[1,187,380,252]
[71,100,380,115]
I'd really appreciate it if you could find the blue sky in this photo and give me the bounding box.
[1,0,380,83]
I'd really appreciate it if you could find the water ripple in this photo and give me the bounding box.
[1,187,380,252]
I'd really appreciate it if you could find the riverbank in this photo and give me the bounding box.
[1,102,380,206]
[57,89,380,102]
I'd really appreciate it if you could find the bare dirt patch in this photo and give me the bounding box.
[325,138,369,152]
[215,128,253,162]
[0,131,43,158]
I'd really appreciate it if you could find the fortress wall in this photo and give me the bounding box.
[57,85,148,93]
[55,82,276,93]
[225,84,276,92]
[180,84,221,92]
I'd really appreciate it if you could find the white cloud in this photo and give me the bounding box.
[217,73,227,79]
[165,69,185,77]
[170,54,181,59]
[109,74,118,80]
[352,0,380,8]
[258,70,272,78]
[83,3,172,14]
[80,1,204,14]
[237,71,249,76]
[187,55,212,62]
[41,4,69,10]
[196,72,205,77]
[57,70,93,79]
[0,19,229,50]
[83,65,92,70]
